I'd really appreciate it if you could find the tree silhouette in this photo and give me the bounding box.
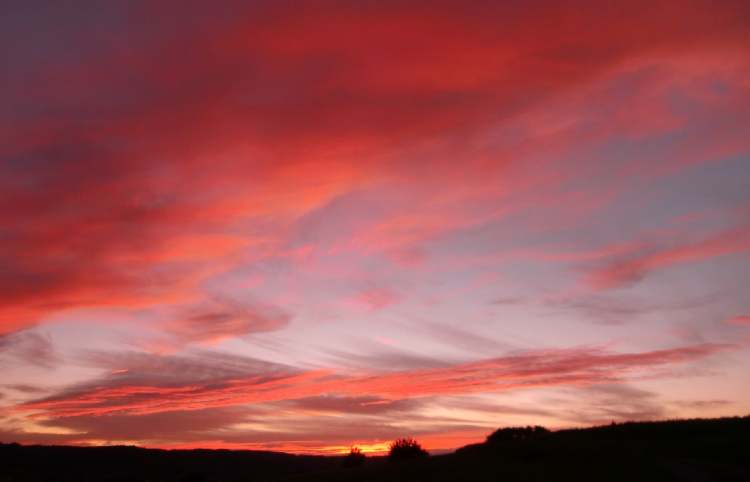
[486,425,550,444]
[388,438,428,461]
[342,446,366,467]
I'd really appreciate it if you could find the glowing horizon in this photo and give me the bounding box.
[1,0,749,454]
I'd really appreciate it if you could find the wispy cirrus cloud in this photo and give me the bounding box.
[584,223,750,291]
[3,0,749,337]
[726,316,750,326]
[164,299,292,345]
[549,293,719,325]
[20,342,731,419]
[0,331,59,369]
[3,0,750,452]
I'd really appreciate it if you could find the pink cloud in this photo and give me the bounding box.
[355,288,401,311]
[727,315,750,326]
[163,299,291,345]
[586,225,750,290]
[20,342,730,418]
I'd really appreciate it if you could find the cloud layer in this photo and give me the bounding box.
[2,0,750,451]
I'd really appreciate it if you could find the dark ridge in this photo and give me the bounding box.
[0,443,341,482]
[2,416,749,482]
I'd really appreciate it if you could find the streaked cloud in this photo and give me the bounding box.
[2,0,749,452]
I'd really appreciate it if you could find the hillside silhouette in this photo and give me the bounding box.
[2,416,748,482]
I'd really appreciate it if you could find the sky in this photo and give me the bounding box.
[1,0,750,455]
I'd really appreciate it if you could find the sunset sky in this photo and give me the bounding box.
[1,1,750,454]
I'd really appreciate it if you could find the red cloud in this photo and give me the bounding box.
[21,342,730,418]
[3,0,750,337]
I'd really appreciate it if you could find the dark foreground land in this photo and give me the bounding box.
[2,416,749,482]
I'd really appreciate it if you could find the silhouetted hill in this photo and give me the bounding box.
[0,444,339,482]
[2,416,749,482]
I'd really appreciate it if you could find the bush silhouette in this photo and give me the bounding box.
[178,473,207,482]
[388,438,428,461]
[341,446,366,467]
[486,425,550,443]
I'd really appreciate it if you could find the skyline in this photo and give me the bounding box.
[1,0,750,454]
